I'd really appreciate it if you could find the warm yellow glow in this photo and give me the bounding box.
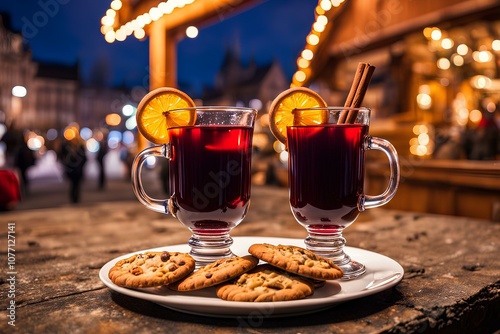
[101,16,114,26]
[301,49,314,60]
[457,44,468,55]
[124,23,133,36]
[142,13,152,25]
[307,34,319,45]
[471,75,492,89]
[418,84,430,94]
[186,26,198,38]
[110,0,122,10]
[315,5,325,15]
[469,109,482,123]
[150,7,162,21]
[493,40,500,51]
[101,25,113,35]
[259,113,269,127]
[486,101,496,113]
[441,38,453,49]
[473,50,492,63]
[430,28,442,41]
[273,140,286,153]
[294,71,306,82]
[115,29,126,41]
[316,15,328,26]
[292,0,347,86]
[102,0,200,42]
[134,28,146,39]
[418,132,430,145]
[413,124,428,135]
[320,0,332,11]
[417,93,432,110]
[279,150,289,163]
[458,107,469,121]
[313,21,326,33]
[452,54,464,66]
[252,133,269,150]
[437,57,450,70]
[64,128,77,141]
[297,58,310,68]
[106,113,122,126]
[105,30,116,43]
[423,27,432,39]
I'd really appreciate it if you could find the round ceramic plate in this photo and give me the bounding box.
[99,236,404,318]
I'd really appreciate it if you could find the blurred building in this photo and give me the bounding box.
[0,13,134,164]
[293,0,500,220]
[295,0,500,159]
[0,13,36,129]
[202,46,288,108]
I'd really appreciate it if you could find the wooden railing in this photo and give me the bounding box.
[366,158,500,221]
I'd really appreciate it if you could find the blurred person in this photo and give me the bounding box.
[119,143,134,180]
[97,136,109,190]
[1,121,23,167]
[433,128,464,160]
[469,112,499,160]
[14,136,36,194]
[59,134,87,203]
[1,124,36,194]
[0,170,21,211]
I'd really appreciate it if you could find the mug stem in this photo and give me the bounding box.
[304,230,366,279]
[188,233,234,267]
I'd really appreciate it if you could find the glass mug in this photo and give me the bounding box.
[132,106,257,265]
[287,107,399,279]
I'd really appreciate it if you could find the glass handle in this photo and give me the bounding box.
[359,136,400,211]
[131,145,171,214]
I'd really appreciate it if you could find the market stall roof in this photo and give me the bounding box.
[100,0,263,44]
[100,0,263,150]
[292,0,500,87]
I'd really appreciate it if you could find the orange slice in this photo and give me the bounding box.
[136,87,196,144]
[268,87,328,144]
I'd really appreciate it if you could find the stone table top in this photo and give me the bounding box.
[1,185,499,333]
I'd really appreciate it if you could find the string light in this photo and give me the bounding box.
[291,0,346,87]
[101,0,198,43]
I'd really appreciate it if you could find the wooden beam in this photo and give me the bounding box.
[117,0,262,32]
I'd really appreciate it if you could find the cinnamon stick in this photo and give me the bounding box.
[340,62,375,124]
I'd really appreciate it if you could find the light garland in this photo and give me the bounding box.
[100,0,196,43]
[291,0,346,87]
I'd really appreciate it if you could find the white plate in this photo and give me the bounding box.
[99,237,404,318]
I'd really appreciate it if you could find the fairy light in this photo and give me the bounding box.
[186,26,199,38]
[457,44,468,55]
[291,0,346,87]
[307,33,320,45]
[320,0,332,11]
[101,0,198,43]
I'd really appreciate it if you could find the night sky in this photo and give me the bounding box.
[0,0,316,96]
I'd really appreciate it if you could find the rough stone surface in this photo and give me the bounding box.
[1,185,499,333]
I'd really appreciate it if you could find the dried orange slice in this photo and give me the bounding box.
[136,87,196,144]
[268,87,328,144]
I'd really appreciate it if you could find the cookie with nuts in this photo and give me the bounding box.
[248,244,343,280]
[216,264,315,302]
[108,251,195,288]
[170,255,259,291]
